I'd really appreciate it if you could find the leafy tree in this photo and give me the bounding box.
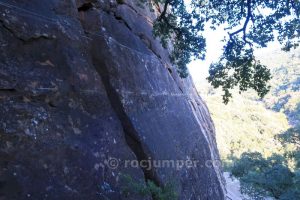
[231,152,296,199]
[278,126,300,148]
[139,0,300,103]
[262,165,294,199]
[278,126,300,169]
[231,127,300,199]
[231,152,268,177]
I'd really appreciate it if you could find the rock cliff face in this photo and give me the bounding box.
[0,0,225,199]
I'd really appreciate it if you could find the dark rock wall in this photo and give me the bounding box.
[0,0,225,199]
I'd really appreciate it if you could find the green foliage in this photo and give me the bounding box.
[198,89,289,164]
[138,0,300,103]
[139,0,206,78]
[232,152,297,199]
[277,126,300,148]
[197,49,300,198]
[121,174,178,200]
[262,51,300,125]
[196,48,300,164]
[207,41,271,103]
[229,125,300,199]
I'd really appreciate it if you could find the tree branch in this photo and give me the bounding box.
[156,0,183,36]
[158,0,171,21]
[228,0,253,45]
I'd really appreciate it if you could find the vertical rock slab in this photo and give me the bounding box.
[0,0,146,199]
[0,0,225,199]
[79,0,226,199]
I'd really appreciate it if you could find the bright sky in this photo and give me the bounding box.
[188,26,283,85]
[185,0,226,84]
[188,24,226,85]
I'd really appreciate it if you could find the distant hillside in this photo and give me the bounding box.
[196,48,300,166]
[263,50,300,126]
[197,87,289,166]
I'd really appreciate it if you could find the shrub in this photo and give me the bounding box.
[121,174,178,200]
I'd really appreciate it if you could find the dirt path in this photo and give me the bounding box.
[224,172,273,200]
[224,172,246,200]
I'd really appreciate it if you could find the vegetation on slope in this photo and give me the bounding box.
[263,50,300,126]
[203,92,289,165]
[230,126,300,199]
[197,48,300,199]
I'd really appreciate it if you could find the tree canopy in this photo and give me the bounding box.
[230,125,300,199]
[141,0,300,103]
[278,126,300,148]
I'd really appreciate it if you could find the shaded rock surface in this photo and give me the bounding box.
[0,0,225,199]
